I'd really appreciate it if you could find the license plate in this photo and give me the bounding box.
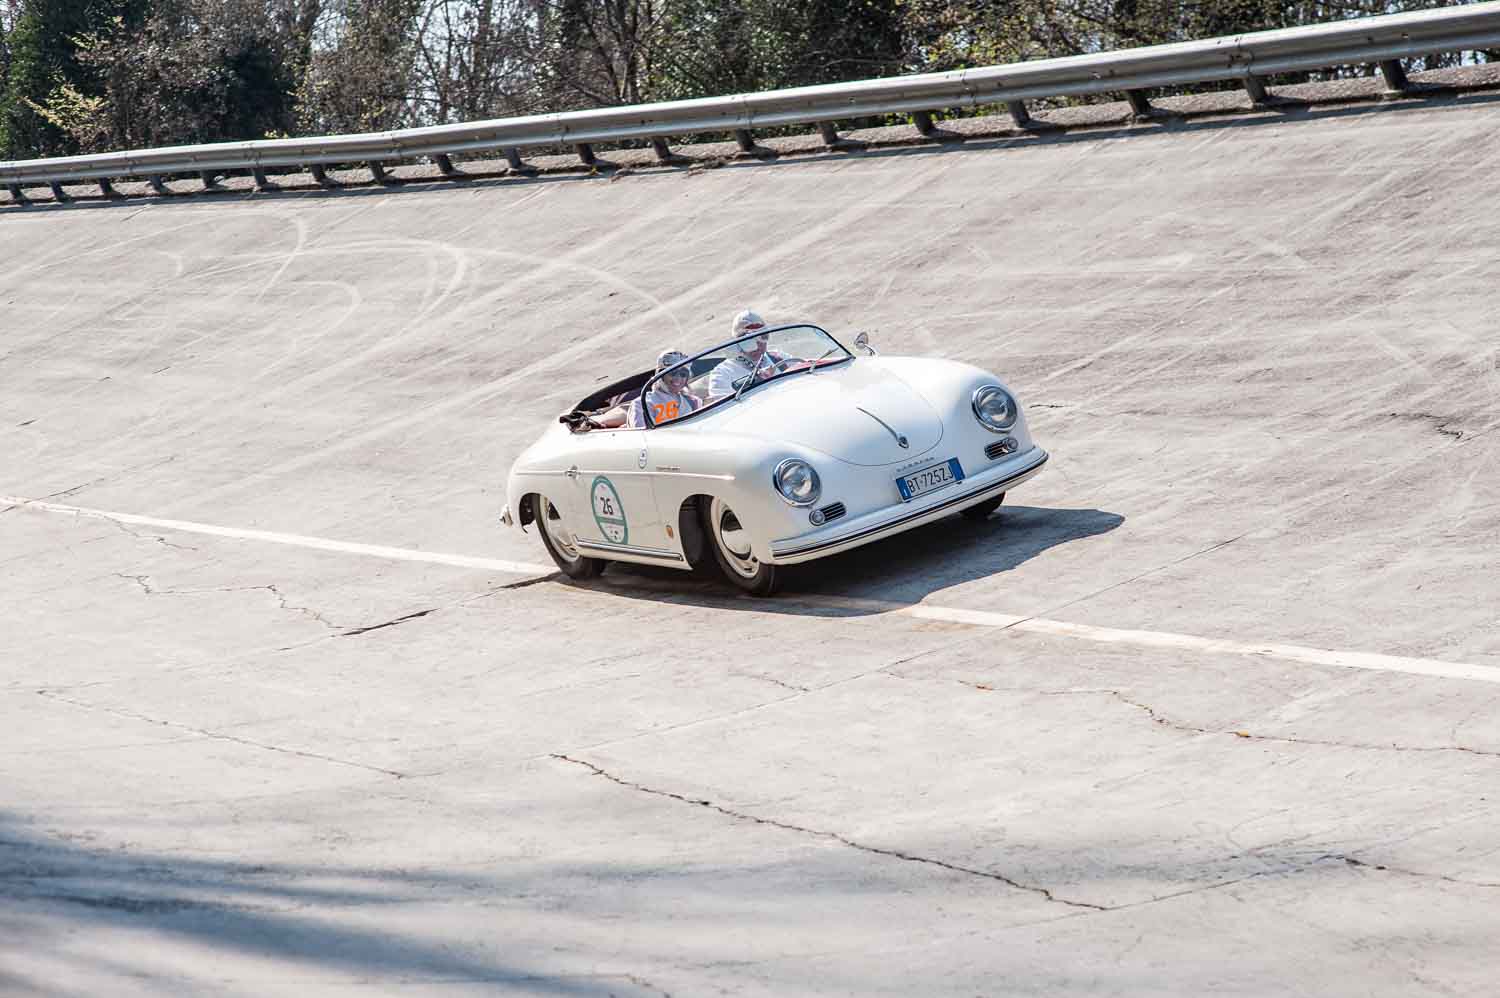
[896,458,965,501]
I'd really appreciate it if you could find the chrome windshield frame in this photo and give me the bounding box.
[640,323,854,429]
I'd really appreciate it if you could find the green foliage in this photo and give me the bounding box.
[58,0,301,151]
[297,0,421,134]
[1,0,138,157]
[1,0,1495,160]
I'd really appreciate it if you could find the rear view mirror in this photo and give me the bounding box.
[853,331,878,356]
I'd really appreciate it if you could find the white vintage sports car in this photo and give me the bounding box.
[500,323,1048,595]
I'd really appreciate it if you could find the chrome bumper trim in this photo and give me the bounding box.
[771,449,1048,560]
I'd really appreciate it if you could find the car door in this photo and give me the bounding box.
[565,427,675,563]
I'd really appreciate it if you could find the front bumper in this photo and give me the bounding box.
[767,447,1048,564]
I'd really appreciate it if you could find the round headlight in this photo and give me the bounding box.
[972,385,1017,432]
[773,459,822,507]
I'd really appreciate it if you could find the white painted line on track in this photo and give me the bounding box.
[774,598,1500,687]
[912,605,1500,686]
[1,495,552,576]
[8,493,1499,685]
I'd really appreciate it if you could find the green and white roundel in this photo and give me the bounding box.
[590,476,628,544]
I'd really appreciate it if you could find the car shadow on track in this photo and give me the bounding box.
[565,503,1124,617]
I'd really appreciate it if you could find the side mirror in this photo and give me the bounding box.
[853,331,878,356]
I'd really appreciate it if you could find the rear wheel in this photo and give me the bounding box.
[535,495,605,579]
[703,497,780,596]
[960,492,1006,521]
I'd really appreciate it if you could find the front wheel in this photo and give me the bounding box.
[535,495,605,579]
[703,497,780,596]
[960,492,1005,521]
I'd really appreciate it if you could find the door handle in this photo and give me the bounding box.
[565,465,579,479]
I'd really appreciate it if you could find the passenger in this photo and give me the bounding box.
[706,308,786,399]
[628,350,702,427]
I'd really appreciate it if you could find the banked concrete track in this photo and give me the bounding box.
[3,92,1500,996]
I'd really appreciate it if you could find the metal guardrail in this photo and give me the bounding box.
[4,2,1499,201]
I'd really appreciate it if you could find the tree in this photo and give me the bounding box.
[0,0,144,157]
[5,0,1495,158]
[27,0,302,153]
[411,0,548,122]
[297,0,424,133]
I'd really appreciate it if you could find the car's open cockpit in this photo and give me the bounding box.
[558,324,853,432]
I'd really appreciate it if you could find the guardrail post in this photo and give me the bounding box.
[504,148,532,172]
[148,175,171,196]
[1379,58,1410,92]
[434,154,461,177]
[1125,90,1154,116]
[309,164,340,187]
[575,143,597,166]
[1243,74,1271,104]
[200,170,223,191]
[98,178,120,198]
[7,183,26,204]
[49,182,69,202]
[651,136,675,163]
[1007,100,1033,127]
[369,161,395,185]
[734,129,756,153]
[912,111,937,137]
[252,168,276,191]
[818,121,841,147]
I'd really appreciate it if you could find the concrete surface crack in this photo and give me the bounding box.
[1329,854,1500,889]
[551,754,1106,910]
[1074,852,1490,914]
[499,573,562,589]
[340,607,439,636]
[730,671,810,693]
[1036,533,1250,619]
[36,690,408,778]
[619,975,672,998]
[29,457,181,513]
[1391,411,1464,439]
[105,515,198,551]
[1036,688,1500,758]
[1109,871,1278,911]
[113,573,341,629]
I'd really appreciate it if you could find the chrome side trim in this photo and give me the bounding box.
[572,469,734,480]
[575,539,685,562]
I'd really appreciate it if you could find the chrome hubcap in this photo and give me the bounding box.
[711,498,759,579]
[540,499,581,562]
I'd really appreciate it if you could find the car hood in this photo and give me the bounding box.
[711,361,944,466]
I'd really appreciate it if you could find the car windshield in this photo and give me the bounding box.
[638,323,853,428]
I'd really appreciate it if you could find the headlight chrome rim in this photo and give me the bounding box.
[772,458,822,507]
[971,385,1018,433]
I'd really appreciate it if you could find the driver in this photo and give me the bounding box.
[627,350,702,427]
[706,308,788,399]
